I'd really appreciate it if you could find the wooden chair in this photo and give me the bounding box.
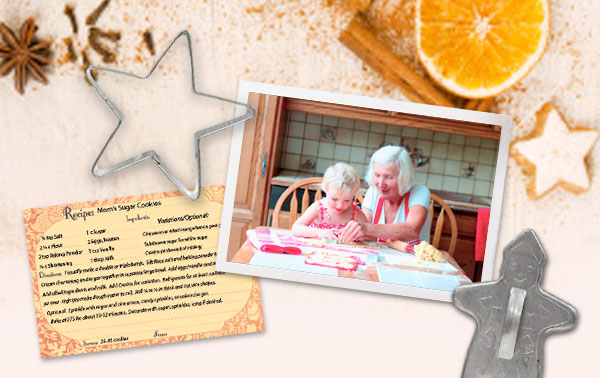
[429,193,458,257]
[272,177,363,228]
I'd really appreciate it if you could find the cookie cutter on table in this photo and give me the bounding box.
[85,30,255,200]
[260,244,302,255]
[452,229,577,378]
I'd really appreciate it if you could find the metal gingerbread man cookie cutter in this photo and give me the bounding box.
[453,229,577,378]
[85,30,255,200]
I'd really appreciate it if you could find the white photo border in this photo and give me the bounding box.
[216,81,512,302]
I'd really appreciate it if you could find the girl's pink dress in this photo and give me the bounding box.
[309,200,358,237]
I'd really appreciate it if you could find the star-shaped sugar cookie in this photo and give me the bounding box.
[510,103,598,200]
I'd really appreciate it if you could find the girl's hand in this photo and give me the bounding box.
[317,229,338,240]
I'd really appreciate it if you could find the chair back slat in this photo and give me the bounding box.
[301,187,310,214]
[272,177,324,229]
[290,191,298,224]
[429,193,458,257]
[432,208,445,248]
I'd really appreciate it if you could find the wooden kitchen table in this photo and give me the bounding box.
[230,227,472,287]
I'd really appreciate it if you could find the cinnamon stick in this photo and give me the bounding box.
[339,15,456,108]
[476,98,493,112]
[464,99,479,110]
[344,0,372,13]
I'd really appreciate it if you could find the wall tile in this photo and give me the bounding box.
[290,111,306,122]
[462,163,476,178]
[418,129,434,140]
[386,124,403,136]
[282,113,501,200]
[316,158,333,174]
[474,180,490,197]
[402,127,418,138]
[371,122,386,133]
[442,176,459,192]
[299,156,317,173]
[322,116,338,126]
[288,121,305,138]
[306,113,322,124]
[352,130,368,147]
[450,134,465,145]
[416,140,432,155]
[403,137,417,149]
[415,171,428,185]
[447,143,463,160]
[284,153,300,170]
[350,146,367,163]
[367,133,385,148]
[355,120,370,131]
[431,142,449,158]
[427,174,444,190]
[365,149,375,164]
[318,142,335,159]
[384,135,402,146]
[444,160,461,176]
[481,138,497,149]
[458,178,475,193]
[433,132,451,143]
[475,164,493,180]
[287,137,303,154]
[305,123,320,140]
[338,118,354,129]
[302,140,319,156]
[334,144,351,160]
[478,148,496,165]
[463,146,479,162]
[355,163,366,178]
[320,126,337,142]
[336,128,353,145]
[428,158,446,174]
[466,136,481,147]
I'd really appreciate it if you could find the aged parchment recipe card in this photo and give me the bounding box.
[24,186,263,358]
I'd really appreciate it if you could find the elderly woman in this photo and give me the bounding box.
[340,145,431,244]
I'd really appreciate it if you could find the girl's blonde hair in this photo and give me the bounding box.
[364,146,414,195]
[322,162,360,195]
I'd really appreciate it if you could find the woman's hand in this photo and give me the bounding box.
[339,221,368,244]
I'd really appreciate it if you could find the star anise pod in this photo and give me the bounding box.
[0,18,51,95]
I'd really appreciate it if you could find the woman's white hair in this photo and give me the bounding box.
[364,146,414,195]
[322,162,360,195]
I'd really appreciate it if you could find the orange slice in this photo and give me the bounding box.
[416,0,550,99]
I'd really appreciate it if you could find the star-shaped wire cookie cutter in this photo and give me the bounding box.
[85,30,255,200]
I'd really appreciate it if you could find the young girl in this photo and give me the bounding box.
[292,162,367,240]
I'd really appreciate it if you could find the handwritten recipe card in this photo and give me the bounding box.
[23,186,263,358]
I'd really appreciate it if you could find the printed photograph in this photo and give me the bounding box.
[217,81,511,301]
